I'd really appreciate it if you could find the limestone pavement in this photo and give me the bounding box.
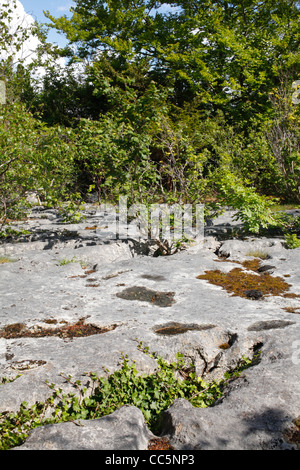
[0,205,299,450]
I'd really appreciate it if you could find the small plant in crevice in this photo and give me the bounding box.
[0,346,260,450]
[56,256,77,266]
[0,256,17,264]
[0,374,22,385]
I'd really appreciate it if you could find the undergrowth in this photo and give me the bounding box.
[0,344,259,450]
[284,233,300,249]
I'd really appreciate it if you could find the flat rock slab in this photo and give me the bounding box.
[0,207,299,450]
[14,406,154,450]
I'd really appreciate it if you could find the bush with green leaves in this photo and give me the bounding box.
[0,346,259,450]
[213,163,278,234]
[0,102,40,224]
[284,233,300,249]
[0,102,78,226]
[58,199,86,224]
[266,76,300,203]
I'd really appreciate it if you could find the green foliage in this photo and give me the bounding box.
[0,102,39,223]
[213,160,278,233]
[0,374,22,385]
[58,199,86,224]
[265,75,300,202]
[0,227,30,239]
[0,0,50,105]
[31,65,107,127]
[284,233,300,249]
[0,102,78,225]
[270,210,300,238]
[0,347,259,450]
[73,72,171,204]
[45,0,300,124]
[0,400,48,450]
[56,256,77,266]
[74,116,127,204]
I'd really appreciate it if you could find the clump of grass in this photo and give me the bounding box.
[56,256,77,266]
[0,256,17,264]
[245,250,269,260]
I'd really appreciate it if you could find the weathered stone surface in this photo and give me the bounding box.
[160,327,300,450]
[14,406,154,450]
[0,206,299,450]
[216,237,286,260]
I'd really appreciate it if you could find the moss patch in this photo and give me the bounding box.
[284,419,300,446]
[283,292,300,298]
[241,259,261,271]
[141,274,167,281]
[197,267,291,299]
[0,320,117,339]
[116,286,175,307]
[153,322,216,336]
[219,342,231,350]
[247,320,295,331]
[214,258,262,272]
[148,437,175,450]
[283,307,300,314]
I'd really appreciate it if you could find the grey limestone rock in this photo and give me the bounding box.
[0,205,299,450]
[14,406,154,450]
[160,339,300,450]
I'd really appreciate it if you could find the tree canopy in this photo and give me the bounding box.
[45,0,300,120]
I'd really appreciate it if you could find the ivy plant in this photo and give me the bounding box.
[0,346,260,450]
